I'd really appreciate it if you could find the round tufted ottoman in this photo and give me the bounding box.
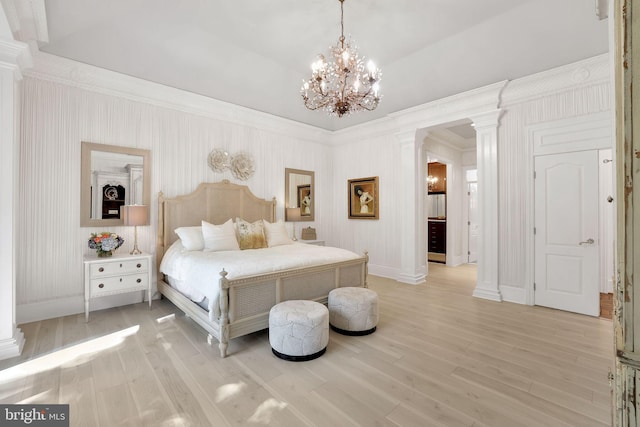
[269,300,329,361]
[328,287,378,336]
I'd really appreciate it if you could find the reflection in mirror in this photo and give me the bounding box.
[427,193,446,219]
[285,168,314,222]
[81,142,151,227]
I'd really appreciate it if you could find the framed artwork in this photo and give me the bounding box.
[348,176,379,219]
[297,184,312,216]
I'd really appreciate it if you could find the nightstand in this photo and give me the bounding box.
[84,252,152,322]
[300,239,325,246]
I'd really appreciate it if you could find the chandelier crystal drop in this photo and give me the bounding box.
[301,0,381,117]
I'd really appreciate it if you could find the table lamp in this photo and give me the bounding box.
[121,205,148,254]
[286,207,302,241]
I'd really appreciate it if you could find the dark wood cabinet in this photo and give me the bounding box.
[428,221,446,254]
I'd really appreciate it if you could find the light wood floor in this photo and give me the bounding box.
[0,263,614,426]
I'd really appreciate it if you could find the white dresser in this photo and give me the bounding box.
[84,252,152,322]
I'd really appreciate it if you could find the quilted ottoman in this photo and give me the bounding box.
[328,287,378,335]
[269,300,329,361]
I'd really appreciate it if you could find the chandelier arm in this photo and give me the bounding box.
[340,0,345,49]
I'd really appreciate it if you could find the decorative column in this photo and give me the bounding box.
[0,16,33,359]
[471,110,502,301]
[397,130,427,284]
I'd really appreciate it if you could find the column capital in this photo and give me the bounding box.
[470,109,502,130]
[394,130,417,145]
[0,38,32,80]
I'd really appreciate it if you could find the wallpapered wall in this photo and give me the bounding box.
[16,54,612,322]
[497,81,612,297]
[17,78,330,316]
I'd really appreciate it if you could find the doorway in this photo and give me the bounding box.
[427,161,447,263]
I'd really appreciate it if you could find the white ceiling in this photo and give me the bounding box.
[32,0,609,131]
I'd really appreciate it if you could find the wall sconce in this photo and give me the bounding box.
[121,205,148,254]
[286,208,302,241]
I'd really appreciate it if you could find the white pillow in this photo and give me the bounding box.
[263,220,294,247]
[202,219,240,252]
[174,226,204,251]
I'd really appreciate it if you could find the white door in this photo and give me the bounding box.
[534,151,599,316]
[467,182,478,263]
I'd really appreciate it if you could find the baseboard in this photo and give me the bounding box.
[367,264,399,281]
[368,264,426,285]
[17,292,154,324]
[446,255,464,267]
[499,285,527,304]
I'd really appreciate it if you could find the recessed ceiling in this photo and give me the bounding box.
[35,0,609,131]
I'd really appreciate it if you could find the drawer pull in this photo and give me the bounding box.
[120,263,123,268]
[98,267,104,272]
[98,283,104,289]
[137,278,142,283]
[137,263,142,268]
[120,278,122,282]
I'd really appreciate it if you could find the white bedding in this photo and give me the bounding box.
[159,241,361,318]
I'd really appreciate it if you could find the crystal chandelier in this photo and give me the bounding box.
[301,0,381,117]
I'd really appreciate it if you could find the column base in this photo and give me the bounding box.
[472,285,503,302]
[0,328,25,361]
[397,272,426,285]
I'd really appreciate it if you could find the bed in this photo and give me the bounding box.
[156,180,368,357]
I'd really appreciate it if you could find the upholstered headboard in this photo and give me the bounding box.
[157,180,276,265]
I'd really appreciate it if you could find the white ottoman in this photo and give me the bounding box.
[269,300,329,361]
[328,287,378,336]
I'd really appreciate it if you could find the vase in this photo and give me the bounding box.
[97,250,113,257]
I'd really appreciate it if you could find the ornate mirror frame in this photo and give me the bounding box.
[284,168,314,222]
[80,141,151,227]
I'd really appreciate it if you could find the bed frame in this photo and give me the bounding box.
[157,180,368,357]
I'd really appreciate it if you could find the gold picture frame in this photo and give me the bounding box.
[348,176,379,219]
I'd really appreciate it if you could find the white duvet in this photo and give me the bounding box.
[159,241,361,318]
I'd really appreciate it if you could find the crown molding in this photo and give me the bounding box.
[331,81,507,144]
[24,51,332,144]
[22,49,610,146]
[500,54,610,106]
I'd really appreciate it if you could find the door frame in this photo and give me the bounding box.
[524,111,613,306]
[462,165,478,264]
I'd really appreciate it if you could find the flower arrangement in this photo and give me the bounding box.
[88,232,124,257]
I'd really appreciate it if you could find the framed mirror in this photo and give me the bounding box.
[80,142,151,227]
[285,168,314,221]
[427,193,446,219]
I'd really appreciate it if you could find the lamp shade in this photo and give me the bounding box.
[121,205,148,226]
[286,207,302,222]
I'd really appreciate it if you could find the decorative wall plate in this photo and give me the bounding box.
[230,152,255,181]
[208,149,230,173]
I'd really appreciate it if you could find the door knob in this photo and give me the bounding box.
[579,238,595,245]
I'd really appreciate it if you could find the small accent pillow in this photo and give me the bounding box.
[174,226,204,251]
[263,220,294,247]
[236,218,268,250]
[202,219,240,252]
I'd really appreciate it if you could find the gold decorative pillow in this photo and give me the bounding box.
[235,218,267,250]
